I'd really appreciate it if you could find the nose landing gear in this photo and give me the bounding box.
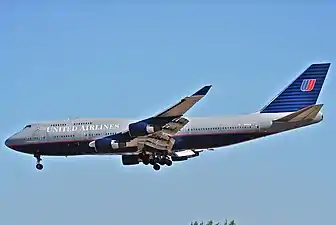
[36,163,43,170]
[34,153,43,170]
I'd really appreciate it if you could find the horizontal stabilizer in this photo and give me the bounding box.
[274,104,323,122]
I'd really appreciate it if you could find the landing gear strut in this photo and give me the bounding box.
[34,153,43,170]
[139,153,150,165]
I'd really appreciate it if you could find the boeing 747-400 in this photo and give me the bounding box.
[5,63,331,171]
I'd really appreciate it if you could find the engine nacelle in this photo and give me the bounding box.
[128,121,160,137]
[122,155,140,165]
[89,138,127,151]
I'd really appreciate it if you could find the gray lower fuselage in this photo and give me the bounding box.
[5,112,323,156]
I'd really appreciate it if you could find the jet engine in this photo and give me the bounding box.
[128,121,160,137]
[89,138,127,151]
[121,155,140,165]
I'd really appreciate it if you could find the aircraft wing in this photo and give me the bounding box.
[152,85,212,118]
[90,85,211,152]
[111,85,210,140]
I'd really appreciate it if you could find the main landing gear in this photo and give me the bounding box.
[34,153,43,170]
[139,153,172,171]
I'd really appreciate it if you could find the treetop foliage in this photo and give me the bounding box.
[190,219,236,225]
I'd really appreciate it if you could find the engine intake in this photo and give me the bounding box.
[128,122,160,137]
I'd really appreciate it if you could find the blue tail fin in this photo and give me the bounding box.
[260,63,331,113]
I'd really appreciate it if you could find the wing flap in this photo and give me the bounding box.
[136,117,189,153]
[161,117,189,135]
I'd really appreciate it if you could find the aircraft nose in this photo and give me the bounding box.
[5,137,13,148]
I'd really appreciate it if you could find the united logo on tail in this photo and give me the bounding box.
[300,79,316,92]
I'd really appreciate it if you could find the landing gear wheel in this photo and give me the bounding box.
[158,158,166,165]
[141,155,150,165]
[149,159,156,165]
[34,153,43,170]
[36,163,43,170]
[165,159,172,166]
[153,164,160,171]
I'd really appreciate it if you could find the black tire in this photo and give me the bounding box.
[165,159,172,166]
[142,159,150,165]
[153,164,160,171]
[159,159,166,165]
[36,164,43,170]
[142,155,150,165]
[149,159,155,165]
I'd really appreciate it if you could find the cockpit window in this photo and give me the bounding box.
[24,125,32,129]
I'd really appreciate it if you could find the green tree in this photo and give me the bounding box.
[190,219,236,225]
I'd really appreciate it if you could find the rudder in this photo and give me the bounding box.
[260,63,331,113]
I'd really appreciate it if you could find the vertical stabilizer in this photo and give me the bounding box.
[260,63,331,113]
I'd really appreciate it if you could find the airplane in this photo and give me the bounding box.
[4,62,331,171]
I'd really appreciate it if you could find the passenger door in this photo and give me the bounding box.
[31,124,47,142]
[255,123,260,132]
[67,121,81,149]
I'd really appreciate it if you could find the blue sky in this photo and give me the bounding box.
[1,3,335,225]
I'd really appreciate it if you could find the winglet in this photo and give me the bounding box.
[192,85,212,96]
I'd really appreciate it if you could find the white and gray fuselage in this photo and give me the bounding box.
[5,111,323,157]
